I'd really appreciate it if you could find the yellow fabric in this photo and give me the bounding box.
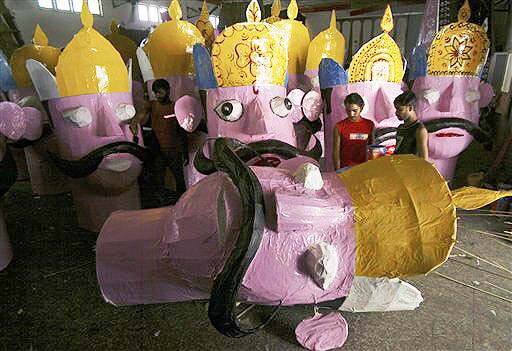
[143,0,204,78]
[56,2,129,96]
[273,0,310,75]
[348,4,404,83]
[452,187,512,210]
[338,155,456,278]
[105,20,142,82]
[427,0,489,76]
[211,0,287,87]
[196,1,215,49]
[263,0,281,24]
[10,25,60,88]
[306,10,345,71]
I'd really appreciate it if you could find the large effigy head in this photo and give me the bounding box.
[26,2,144,187]
[411,0,494,180]
[175,0,322,147]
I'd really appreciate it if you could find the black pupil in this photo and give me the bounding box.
[221,102,233,116]
[284,98,292,110]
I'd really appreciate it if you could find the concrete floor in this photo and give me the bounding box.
[1,180,511,351]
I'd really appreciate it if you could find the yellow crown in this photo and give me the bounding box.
[10,25,61,88]
[263,0,282,24]
[211,0,287,87]
[55,3,129,97]
[273,0,310,75]
[144,0,204,78]
[196,1,215,49]
[427,0,489,76]
[348,4,404,83]
[105,20,142,81]
[306,10,345,71]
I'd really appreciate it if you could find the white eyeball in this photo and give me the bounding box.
[215,100,243,122]
[270,96,293,117]
[62,106,92,128]
[116,104,136,121]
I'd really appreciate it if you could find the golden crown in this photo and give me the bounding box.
[144,0,204,78]
[273,0,310,75]
[348,4,404,83]
[10,25,61,88]
[306,10,345,72]
[210,0,287,87]
[195,1,215,49]
[427,0,489,76]
[55,3,129,97]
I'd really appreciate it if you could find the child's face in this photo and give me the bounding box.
[345,103,362,120]
[154,88,169,102]
[395,105,413,121]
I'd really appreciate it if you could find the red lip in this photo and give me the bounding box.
[435,132,464,137]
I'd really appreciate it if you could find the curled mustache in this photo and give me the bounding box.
[375,118,492,148]
[195,137,323,176]
[0,148,18,197]
[49,141,151,179]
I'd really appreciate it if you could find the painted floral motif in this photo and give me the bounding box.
[444,37,472,69]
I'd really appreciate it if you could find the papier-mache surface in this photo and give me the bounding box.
[295,312,348,351]
[339,155,456,277]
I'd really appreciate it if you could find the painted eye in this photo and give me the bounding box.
[215,100,243,122]
[61,106,92,128]
[116,104,136,121]
[270,97,293,117]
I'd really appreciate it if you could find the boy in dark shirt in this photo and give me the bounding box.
[393,92,429,160]
[133,79,188,201]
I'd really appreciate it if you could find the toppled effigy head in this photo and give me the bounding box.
[7,25,60,102]
[174,0,322,148]
[137,0,204,101]
[96,138,512,339]
[411,0,494,181]
[320,5,405,171]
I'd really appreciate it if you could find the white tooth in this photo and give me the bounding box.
[104,159,132,172]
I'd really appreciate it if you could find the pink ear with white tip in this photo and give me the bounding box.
[302,90,322,121]
[175,95,204,132]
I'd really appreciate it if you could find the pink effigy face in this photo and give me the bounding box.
[48,91,143,189]
[175,85,322,147]
[206,85,298,145]
[412,76,494,160]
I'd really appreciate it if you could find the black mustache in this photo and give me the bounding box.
[206,138,280,337]
[375,118,492,148]
[0,148,18,197]
[49,141,151,179]
[194,137,323,176]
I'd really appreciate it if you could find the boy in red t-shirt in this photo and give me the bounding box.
[333,93,375,170]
